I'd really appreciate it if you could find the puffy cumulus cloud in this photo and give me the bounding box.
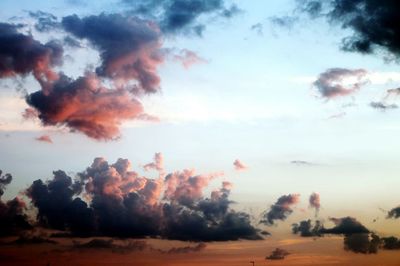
[260,194,300,226]
[0,22,63,89]
[313,68,368,98]
[22,154,261,241]
[344,233,380,254]
[61,14,163,93]
[265,248,290,260]
[292,219,323,237]
[387,206,400,219]
[233,159,247,171]
[300,1,400,58]
[309,192,320,216]
[0,172,32,237]
[35,135,53,143]
[26,74,146,140]
[123,0,240,36]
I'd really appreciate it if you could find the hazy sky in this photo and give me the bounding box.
[1,0,400,265]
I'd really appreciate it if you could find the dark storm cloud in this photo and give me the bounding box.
[22,156,261,241]
[313,68,368,98]
[265,248,290,260]
[123,0,239,36]
[299,1,400,58]
[381,236,400,250]
[344,233,380,254]
[260,194,300,226]
[61,13,163,93]
[369,101,398,111]
[292,219,323,237]
[28,11,60,32]
[0,22,63,85]
[26,74,145,140]
[0,172,32,237]
[321,216,369,235]
[387,206,400,219]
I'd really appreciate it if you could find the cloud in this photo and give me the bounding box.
[321,217,370,235]
[22,155,261,241]
[313,68,368,98]
[369,101,398,111]
[0,22,63,88]
[123,0,240,36]
[300,1,400,59]
[35,135,53,143]
[290,160,314,166]
[309,192,320,216]
[260,194,300,226]
[166,243,206,254]
[250,23,263,35]
[344,233,380,254]
[269,16,298,29]
[173,49,207,69]
[26,74,146,140]
[265,248,290,260]
[28,11,60,32]
[381,236,400,250]
[61,14,163,94]
[143,152,164,174]
[11,234,58,245]
[72,239,150,254]
[0,172,32,237]
[387,206,400,219]
[292,219,323,237]
[233,159,247,171]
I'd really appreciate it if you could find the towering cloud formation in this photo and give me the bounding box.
[23,155,261,241]
[0,171,32,236]
[301,1,400,58]
[260,194,300,225]
[309,192,320,216]
[313,68,368,98]
[124,0,240,36]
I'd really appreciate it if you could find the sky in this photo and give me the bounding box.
[1,0,400,265]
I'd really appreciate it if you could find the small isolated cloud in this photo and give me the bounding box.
[35,135,53,143]
[260,194,300,226]
[290,160,314,166]
[166,243,206,254]
[233,159,248,171]
[269,16,298,30]
[369,101,398,111]
[173,49,207,69]
[313,68,368,99]
[250,23,263,35]
[309,192,320,216]
[143,152,164,176]
[265,248,290,260]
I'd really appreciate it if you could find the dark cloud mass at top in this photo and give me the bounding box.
[300,0,400,58]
